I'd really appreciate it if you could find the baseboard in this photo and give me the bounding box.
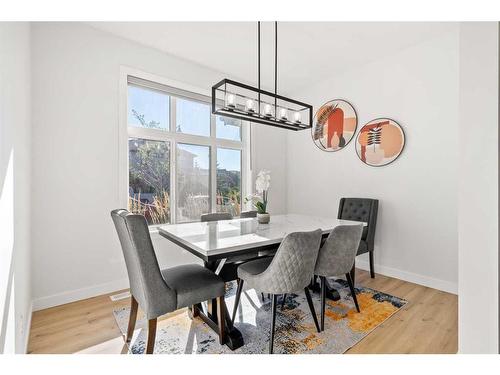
[23,301,32,354]
[356,259,458,295]
[30,260,457,312]
[32,278,129,311]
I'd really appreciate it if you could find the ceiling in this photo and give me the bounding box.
[89,22,456,94]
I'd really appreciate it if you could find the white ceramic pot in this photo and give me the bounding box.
[257,213,270,224]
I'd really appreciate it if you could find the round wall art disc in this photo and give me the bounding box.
[311,99,357,152]
[356,118,405,167]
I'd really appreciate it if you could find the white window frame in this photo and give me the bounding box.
[119,67,251,229]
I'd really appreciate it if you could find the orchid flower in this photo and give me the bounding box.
[245,170,271,214]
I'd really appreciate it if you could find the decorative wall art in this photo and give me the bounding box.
[311,99,357,152]
[355,118,405,167]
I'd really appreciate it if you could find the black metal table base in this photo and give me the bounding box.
[192,303,244,350]
[202,260,246,351]
[224,327,244,350]
[195,267,340,351]
[309,278,341,301]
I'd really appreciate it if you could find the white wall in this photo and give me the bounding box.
[0,22,32,353]
[458,22,499,354]
[251,124,287,214]
[30,23,287,309]
[286,27,460,293]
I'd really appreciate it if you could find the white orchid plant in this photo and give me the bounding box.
[245,170,271,214]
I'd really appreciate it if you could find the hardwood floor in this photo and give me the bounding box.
[27,269,458,354]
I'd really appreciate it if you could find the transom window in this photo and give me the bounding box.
[126,76,247,225]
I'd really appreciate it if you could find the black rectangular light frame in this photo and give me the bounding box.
[212,79,313,131]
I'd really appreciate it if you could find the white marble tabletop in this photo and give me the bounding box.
[158,214,366,259]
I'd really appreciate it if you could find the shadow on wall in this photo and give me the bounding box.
[0,149,15,353]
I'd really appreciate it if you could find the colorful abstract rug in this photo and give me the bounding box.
[113,279,407,354]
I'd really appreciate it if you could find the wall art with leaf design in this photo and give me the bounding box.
[311,99,357,152]
[355,118,405,167]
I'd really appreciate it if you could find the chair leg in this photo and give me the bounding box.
[269,294,278,354]
[216,296,226,345]
[126,295,138,343]
[369,252,375,278]
[146,318,157,354]
[320,276,326,332]
[345,273,360,313]
[304,287,320,333]
[192,304,200,317]
[281,294,287,309]
[261,292,265,300]
[231,279,244,324]
[350,260,356,286]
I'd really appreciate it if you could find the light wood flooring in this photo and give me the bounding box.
[27,269,458,354]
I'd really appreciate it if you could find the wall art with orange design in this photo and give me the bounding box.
[355,118,405,167]
[312,99,357,152]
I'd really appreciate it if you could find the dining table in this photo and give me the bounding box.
[158,213,366,350]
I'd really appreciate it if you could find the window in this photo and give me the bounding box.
[128,139,170,225]
[128,85,169,131]
[216,148,241,216]
[126,75,247,225]
[175,98,211,137]
[176,143,210,222]
[216,115,241,141]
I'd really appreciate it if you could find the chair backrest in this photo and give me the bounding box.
[314,224,363,277]
[257,229,322,294]
[110,209,176,317]
[200,212,233,222]
[338,198,378,249]
[240,210,257,218]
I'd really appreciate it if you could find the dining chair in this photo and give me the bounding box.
[201,210,273,285]
[111,209,227,354]
[314,224,363,331]
[240,210,257,218]
[337,198,378,283]
[201,211,254,267]
[240,210,276,262]
[201,212,233,222]
[231,229,323,353]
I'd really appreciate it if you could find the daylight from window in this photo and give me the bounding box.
[127,81,244,225]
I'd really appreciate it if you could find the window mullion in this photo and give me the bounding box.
[210,141,217,214]
[170,96,177,223]
[170,96,176,132]
[210,113,217,213]
[170,138,177,224]
[242,121,251,211]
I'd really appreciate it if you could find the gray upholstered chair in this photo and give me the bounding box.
[111,209,227,354]
[239,210,275,261]
[231,229,323,353]
[314,224,363,331]
[240,210,257,218]
[337,198,379,283]
[201,212,232,222]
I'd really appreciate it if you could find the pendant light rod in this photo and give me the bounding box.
[274,21,278,112]
[256,21,278,113]
[257,21,261,112]
[275,21,277,96]
[212,21,313,131]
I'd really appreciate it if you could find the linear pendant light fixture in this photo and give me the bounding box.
[211,22,313,131]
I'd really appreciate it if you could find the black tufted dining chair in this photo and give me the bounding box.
[337,198,379,284]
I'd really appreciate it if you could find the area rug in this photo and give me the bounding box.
[113,279,407,354]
